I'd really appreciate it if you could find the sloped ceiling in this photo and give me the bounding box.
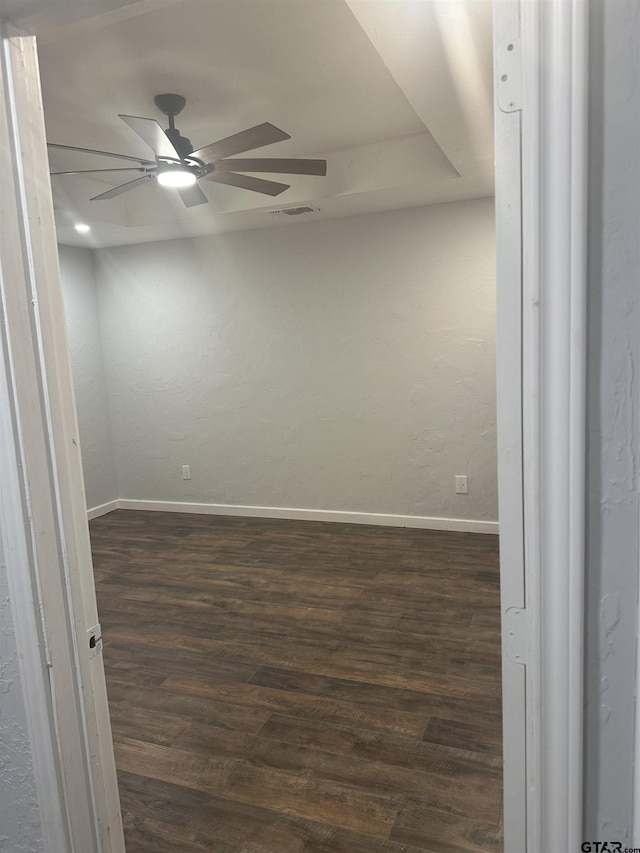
[11,0,493,247]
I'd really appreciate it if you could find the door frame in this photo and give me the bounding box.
[0,24,124,853]
[521,1,589,848]
[0,0,590,850]
[496,1,589,849]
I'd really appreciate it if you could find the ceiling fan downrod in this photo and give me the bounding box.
[154,93,193,159]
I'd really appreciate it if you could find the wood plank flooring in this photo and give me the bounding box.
[90,510,503,853]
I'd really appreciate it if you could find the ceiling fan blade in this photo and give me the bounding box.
[47,142,153,165]
[51,167,148,176]
[90,174,154,201]
[191,123,291,163]
[119,115,180,160]
[177,183,209,208]
[206,171,290,196]
[216,158,327,176]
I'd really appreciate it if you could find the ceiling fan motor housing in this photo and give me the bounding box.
[164,126,194,159]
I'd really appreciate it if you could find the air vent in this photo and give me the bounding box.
[270,205,319,216]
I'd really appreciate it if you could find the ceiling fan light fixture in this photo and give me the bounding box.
[49,97,326,207]
[157,166,196,188]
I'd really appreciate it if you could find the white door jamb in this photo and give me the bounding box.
[520,0,589,849]
[0,26,124,853]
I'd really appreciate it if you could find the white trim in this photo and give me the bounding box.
[494,2,527,848]
[115,499,498,534]
[0,118,71,852]
[0,29,124,853]
[87,500,119,521]
[0,31,81,852]
[520,0,589,850]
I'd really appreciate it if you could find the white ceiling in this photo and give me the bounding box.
[21,0,494,247]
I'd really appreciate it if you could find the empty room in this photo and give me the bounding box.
[42,1,501,850]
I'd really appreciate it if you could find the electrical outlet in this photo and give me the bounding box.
[455,475,468,494]
[181,465,191,480]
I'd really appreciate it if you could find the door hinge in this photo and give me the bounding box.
[497,37,522,113]
[87,624,103,659]
[504,606,527,664]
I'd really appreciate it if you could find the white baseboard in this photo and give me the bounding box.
[115,498,499,534]
[87,499,119,520]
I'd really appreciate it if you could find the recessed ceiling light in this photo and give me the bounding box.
[74,223,91,233]
[157,168,197,189]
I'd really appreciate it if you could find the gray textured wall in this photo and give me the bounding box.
[93,198,498,521]
[59,244,117,510]
[0,535,44,853]
[584,0,640,842]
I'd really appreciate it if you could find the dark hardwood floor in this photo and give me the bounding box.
[90,510,503,853]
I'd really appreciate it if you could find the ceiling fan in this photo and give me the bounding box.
[47,94,327,208]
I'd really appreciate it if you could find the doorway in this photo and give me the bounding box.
[0,0,592,848]
[48,1,502,849]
